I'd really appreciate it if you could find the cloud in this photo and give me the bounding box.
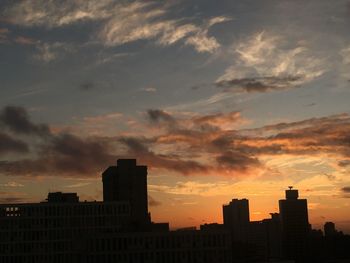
[2,105,350,180]
[79,81,95,91]
[98,3,228,53]
[0,133,116,177]
[119,136,209,175]
[147,109,243,132]
[14,36,36,45]
[65,182,92,188]
[216,151,261,172]
[33,42,74,63]
[185,33,220,53]
[185,16,231,53]
[0,28,9,43]
[338,160,350,167]
[2,1,229,53]
[0,190,31,203]
[1,0,113,27]
[216,31,325,93]
[158,24,198,45]
[0,106,50,136]
[83,112,123,123]
[140,87,157,93]
[0,181,24,187]
[216,76,303,93]
[342,187,350,193]
[148,195,161,206]
[340,45,350,64]
[0,132,29,155]
[147,109,177,125]
[0,197,26,203]
[149,181,236,197]
[0,106,116,177]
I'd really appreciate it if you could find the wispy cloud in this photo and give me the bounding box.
[2,1,230,53]
[2,0,113,28]
[149,181,236,197]
[33,42,74,63]
[14,36,36,45]
[0,181,24,187]
[340,45,350,64]
[184,16,231,53]
[148,195,161,206]
[0,28,10,43]
[140,87,157,93]
[65,182,91,188]
[216,31,325,93]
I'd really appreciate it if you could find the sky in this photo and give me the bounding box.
[1,0,350,232]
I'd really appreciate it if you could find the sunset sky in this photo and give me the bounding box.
[1,0,350,232]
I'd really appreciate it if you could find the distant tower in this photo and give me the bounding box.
[279,187,309,259]
[223,198,250,241]
[102,159,149,228]
[324,222,339,237]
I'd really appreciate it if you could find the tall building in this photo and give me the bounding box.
[279,187,309,259]
[102,159,149,229]
[223,198,250,242]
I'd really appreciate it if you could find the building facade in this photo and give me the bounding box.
[279,187,309,260]
[102,159,149,229]
[0,198,131,263]
[223,198,250,242]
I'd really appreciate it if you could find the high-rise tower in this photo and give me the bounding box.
[279,187,309,259]
[102,159,149,229]
[223,198,250,242]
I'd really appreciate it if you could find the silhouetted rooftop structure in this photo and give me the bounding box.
[47,192,79,203]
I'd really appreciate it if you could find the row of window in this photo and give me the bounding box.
[88,233,229,252]
[0,203,130,218]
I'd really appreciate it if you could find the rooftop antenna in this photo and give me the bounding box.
[288,186,293,190]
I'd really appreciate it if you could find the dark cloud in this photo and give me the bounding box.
[305,103,316,107]
[46,133,116,174]
[0,133,115,177]
[243,113,349,134]
[2,105,350,179]
[148,195,161,206]
[79,81,95,91]
[193,111,241,130]
[119,137,149,154]
[216,151,261,172]
[324,173,336,181]
[0,106,50,136]
[216,75,302,93]
[0,132,29,154]
[147,109,176,124]
[341,187,350,193]
[0,105,116,177]
[120,136,209,175]
[338,160,350,167]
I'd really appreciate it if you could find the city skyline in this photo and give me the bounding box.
[1,159,349,262]
[1,0,350,233]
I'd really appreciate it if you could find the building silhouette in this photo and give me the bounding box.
[0,159,349,263]
[223,199,249,242]
[102,159,150,230]
[279,187,309,260]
